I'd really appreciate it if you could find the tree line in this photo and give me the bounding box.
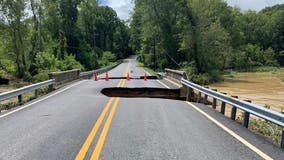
[130,0,284,84]
[0,0,131,82]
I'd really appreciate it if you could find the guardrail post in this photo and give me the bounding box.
[48,84,54,93]
[231,96,238,120]
[186,87,194,102]
[18,95,23,105]
[243,100,251,128]
[35,89,39,98]
[220,92,227,115]
[212,89,217,109]
[197,92,202,103]
[281,128,284,149]
[204,87,209,104]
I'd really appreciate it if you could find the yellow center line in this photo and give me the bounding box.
[90,97,121,160]
[75,97,114,160]
[75,63,130,160]
[90,63,130,160]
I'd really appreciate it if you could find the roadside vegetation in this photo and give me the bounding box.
[248,104,283,144]
[130,0,284,85]
[137,62,157,75]
[0,0,131,85]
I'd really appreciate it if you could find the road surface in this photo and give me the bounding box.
[0,57,283,160]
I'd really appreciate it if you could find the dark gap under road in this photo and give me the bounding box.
[101,87,186,101]
[98,76,159,80]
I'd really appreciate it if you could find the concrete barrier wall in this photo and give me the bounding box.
[48,61,122,87]
[48,69,80,86]
[165,68,188,84]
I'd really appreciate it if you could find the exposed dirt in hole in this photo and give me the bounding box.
[101,87,186,100]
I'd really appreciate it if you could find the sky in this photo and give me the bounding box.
[100,0,284,20]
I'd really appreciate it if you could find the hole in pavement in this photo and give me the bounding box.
[99,76,159,80]
[101,87,186,100]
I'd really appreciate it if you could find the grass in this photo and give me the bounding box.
[281,77,284,82]
[137,62,157,75]
[249,118,283,144]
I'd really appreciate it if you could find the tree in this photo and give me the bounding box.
[0,0,28,77]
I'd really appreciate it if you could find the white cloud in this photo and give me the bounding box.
[225,0,284,11]
[104,0,134,20]
[102,0,284,21]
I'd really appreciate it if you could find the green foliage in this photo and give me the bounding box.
[249,118,282,144]
[254,66,279,73]
[32,71,50,83]
[34,52,59,72]
[59,54,84,71]
[0,59,16,75]
[228,70,238,78]
[0,0,130,83]
[32,52,83,82]
[98,51,117,66]
[0,0,283,86]
[130,0,284,84]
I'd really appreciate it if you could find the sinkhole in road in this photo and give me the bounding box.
[99,76,159,80]
[101,87,186,100]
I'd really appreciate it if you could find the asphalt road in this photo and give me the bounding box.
[0,57,283,160]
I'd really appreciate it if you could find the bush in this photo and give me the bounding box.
[0,59,16,74]
[227,70,238,78]
[32,52,84,82]
[23,72,32,81]
[98,51,117,67]
[34,52,59,72]
[60,54,84,71]
[32,71,50,83]
[191,74,210,85]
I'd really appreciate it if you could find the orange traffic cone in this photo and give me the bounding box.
[144,73,147,81]
[106,71,109,81]
[94,72,98,81]
[127,73,130,81]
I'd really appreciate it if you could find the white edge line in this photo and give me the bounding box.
[140,67,170,89]
[156,80,170,89]
[0,80,86,119]
[144,71,151,76]
[186,102,273,160]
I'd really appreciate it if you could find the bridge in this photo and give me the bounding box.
[0,56,284,160]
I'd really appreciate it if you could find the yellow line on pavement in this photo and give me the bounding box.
[90,63,130,160]
[90,97,121,160]
[75,63,130,160]
[75,97,115,160]
[75,80,123,160]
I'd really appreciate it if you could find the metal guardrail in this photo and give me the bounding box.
[181,78,284,148]
[80,62,121,79]
[0,61,122,110]
[181,79,284,126]
[0,79,55,108]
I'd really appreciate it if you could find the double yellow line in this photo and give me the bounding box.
[75,63,130,160]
